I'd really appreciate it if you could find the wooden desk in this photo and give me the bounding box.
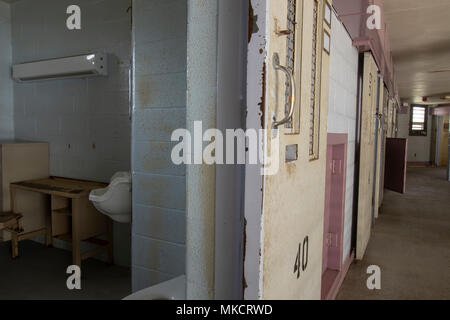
[10,177,113,267]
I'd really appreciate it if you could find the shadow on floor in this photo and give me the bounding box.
[337,167,450,300]
[0,240,131,300]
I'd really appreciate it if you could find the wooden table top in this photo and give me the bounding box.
[10,177,108,199]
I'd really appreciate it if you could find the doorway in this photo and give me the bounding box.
[321,133,347,299]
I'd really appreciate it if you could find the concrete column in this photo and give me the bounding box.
[185,0,219,299]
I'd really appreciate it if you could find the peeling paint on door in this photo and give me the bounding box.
[244,0,333,300]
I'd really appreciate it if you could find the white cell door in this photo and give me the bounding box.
[245,0,332,300]
[356,52,379,260]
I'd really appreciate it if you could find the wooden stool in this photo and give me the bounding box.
[0,212,23,259]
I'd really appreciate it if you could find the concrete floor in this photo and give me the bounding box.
[337,167,450,300]
[0,240,131,300]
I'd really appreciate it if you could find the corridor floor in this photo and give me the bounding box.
[337,167,450,300]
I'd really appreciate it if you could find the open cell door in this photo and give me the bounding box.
[378,87,390,208]
[384,138,408,194]
[372,76,384,219]
[244,0,332,299]
[356,52,378,260]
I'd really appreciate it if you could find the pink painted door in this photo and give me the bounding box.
[323,134,347,273]
[323,144,333,273]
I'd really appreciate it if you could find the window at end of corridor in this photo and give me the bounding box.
[409,105,428,136]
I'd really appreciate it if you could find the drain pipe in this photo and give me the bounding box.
[186,0,219,300]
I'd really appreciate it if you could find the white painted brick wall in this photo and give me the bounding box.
[131,0,187,292]
[398,109,433,162]
[0,2,14,139]
[328,12,359,262]
[12,0,131,183]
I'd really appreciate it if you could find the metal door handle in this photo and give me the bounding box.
[272,53,296,129]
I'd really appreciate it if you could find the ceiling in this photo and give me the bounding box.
[384,0,450,104]
[0,0,20,3]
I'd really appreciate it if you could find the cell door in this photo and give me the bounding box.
[356,52,378,260]
[378,87,389,207]
[244,0,332,300]
[384,138,408,194]
[373,76,384,219]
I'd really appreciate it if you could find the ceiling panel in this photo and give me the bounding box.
[384,0,450,102]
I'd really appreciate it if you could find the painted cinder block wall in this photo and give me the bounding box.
[131,0,187,292]
[0,2,13,139]
[327,12,359,262]
[11,0,131,182]
[397,107,433,163]
[10,0,132,267]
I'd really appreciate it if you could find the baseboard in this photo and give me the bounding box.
[407,161,432,167]
[323,251,355,300]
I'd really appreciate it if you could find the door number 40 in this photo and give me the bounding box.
[293,236,309,279]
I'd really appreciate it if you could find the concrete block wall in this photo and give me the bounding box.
[10,0,132,267]
[398,108,433,163]
[131,0,187,292]
[0,2,14,139]
[11,0,131,182]
[328,12,359,262]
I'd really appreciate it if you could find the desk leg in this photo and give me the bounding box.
[11,229,18,259]
[72,198,82,267]
[107,218,114,264]
[9,187,19,258]
[45,196,53,247]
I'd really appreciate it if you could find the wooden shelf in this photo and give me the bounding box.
[54,233,109,247]
[52,207,72,216]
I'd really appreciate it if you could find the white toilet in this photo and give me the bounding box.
[123,275,186,300]
[89,172,132,223]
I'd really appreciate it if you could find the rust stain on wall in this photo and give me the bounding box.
[136,76,152,108]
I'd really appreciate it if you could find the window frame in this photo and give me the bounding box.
[409,105,428,136]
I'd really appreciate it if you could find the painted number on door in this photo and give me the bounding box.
[293,236,309,279]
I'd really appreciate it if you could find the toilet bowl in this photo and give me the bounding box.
[123,275,186,300]
[89,172,132,223]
